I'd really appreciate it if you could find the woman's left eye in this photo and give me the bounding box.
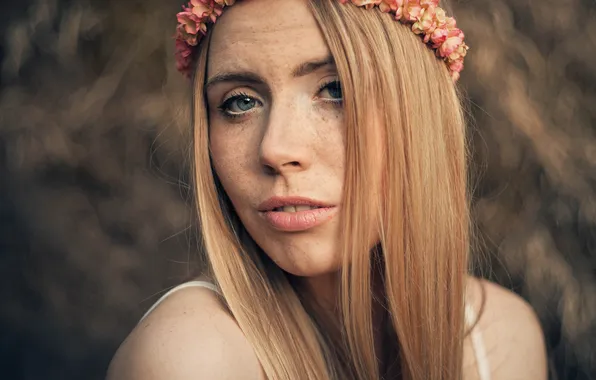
[318,80,343,101]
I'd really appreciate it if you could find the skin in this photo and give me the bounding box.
[206,0,346,284]
[106,1,548,379]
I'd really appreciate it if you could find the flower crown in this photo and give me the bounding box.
[175,0,469,81]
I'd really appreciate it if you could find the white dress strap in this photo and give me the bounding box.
[139,280,220,323]
[465,303,491,380]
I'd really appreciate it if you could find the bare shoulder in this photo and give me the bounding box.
[106,285,263,380]
[463,277,548,380]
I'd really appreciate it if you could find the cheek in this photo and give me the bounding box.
[209,128,254,203]
[316,113,346,177]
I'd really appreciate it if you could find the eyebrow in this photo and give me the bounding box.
[205,55,335,91]
[291,55,335,78]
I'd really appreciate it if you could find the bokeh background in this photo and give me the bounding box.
[1,0,595,379]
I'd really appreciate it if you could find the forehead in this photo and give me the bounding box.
[207,0,330,76]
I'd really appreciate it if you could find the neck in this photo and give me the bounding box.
[301,271,340,313]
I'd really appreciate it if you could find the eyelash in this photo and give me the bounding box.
[217,91,260,120]
[316,79,343,106]
[216,80,343,120]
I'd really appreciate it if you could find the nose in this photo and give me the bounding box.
[258,100,313,175]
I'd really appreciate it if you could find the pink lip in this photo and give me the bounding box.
[258,196,334,212]
[257,196,337,232]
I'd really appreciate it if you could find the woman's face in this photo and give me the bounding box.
[205,0,345,277]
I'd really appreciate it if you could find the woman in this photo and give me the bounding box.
[108,1,547,379]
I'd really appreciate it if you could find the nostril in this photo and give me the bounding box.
[263,164,278,176]
[261,160,304,175]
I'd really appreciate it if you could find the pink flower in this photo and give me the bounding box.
[448,59,464,74]
[176,39,192,57]
[448,26,464,40]
[190,0,223,23]
[350,0,383,10]
[437,27,465,56]
[394,0,405,19]
[378,0,400,13]
[176,50,192,68]
[445,16,457,30]
[438,34,463,57]
[175,37,195,77]
[176,10,201,34]
[434,7,447,26]
[448,56,465,81]
[402,0,422,21]
[430,27,448,48]
[175,24,198,46]
[448,42,469,61]
[420,0,439,6]
[411,5,437,37]
[189,0,212,17]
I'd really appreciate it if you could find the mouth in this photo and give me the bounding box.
[257,196,337,232]
[270,205,325,212]
[257,196,334,212]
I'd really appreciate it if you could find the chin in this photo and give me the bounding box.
[256,238,341,278]
[237,212,343,278]
[278,259,341,278]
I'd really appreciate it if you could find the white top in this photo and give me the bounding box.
[140,281,491,380]
[139,281,220,322]
[465,302,492,380]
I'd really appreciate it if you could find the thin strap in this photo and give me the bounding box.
[465,304,491,380]
[139,280,220,323]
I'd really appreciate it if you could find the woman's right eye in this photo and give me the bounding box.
[218,93,262,118]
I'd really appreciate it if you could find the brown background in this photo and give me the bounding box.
[0,0,595,379]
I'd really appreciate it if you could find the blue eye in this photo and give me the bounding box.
[218,93,261,117]
[318,80,343,100]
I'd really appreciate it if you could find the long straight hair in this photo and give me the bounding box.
[191,2,469,379]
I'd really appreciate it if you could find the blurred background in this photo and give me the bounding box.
[0,0,595,379]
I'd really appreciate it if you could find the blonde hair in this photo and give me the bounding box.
[191,2,469,379]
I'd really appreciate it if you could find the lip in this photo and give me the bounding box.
[258,196,334,212]
[257,196,337,232]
